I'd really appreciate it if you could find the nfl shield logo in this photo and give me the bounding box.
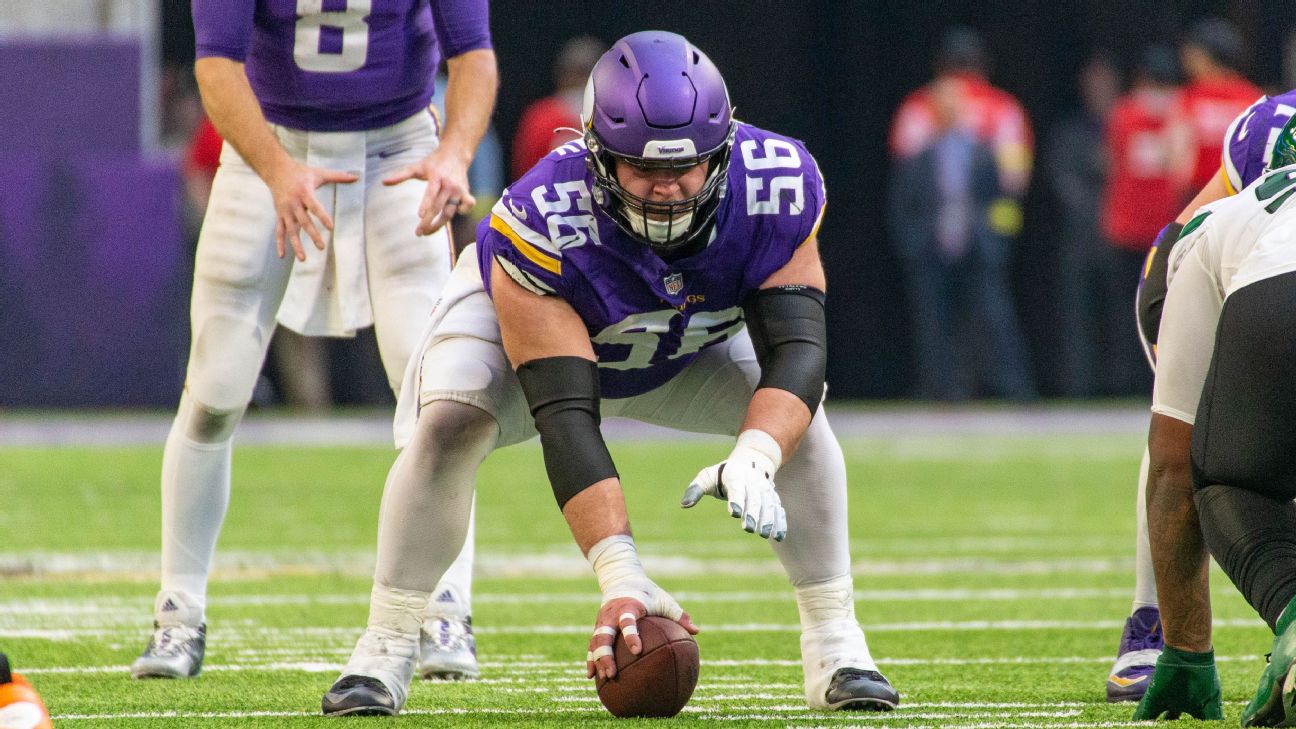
[663,273,684,296]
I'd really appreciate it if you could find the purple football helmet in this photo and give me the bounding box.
[581,31,736,253]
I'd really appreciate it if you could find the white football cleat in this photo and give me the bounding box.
[130,590,207,679]
[323,629,418,716]
[418,615,479,680]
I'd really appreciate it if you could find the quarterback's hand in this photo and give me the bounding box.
[266,160,358,261]
[383,145,475,236]
[586,590,698,681]
[681,430,787,541]
[1130,647,1222,721]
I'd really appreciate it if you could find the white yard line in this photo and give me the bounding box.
[0,586,1144,615]
[0,550,1137,578]
[5,615,1271,642]
[21,654,1269,676]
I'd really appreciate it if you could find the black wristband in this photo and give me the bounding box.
[516,356,618,510]
[743,285,828,415]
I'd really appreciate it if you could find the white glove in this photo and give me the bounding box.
[680,429,787,541]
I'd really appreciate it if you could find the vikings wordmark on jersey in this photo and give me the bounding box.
[477,123,826,398]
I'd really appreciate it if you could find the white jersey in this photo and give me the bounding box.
[1171,164,1296,300]
[1153,164,1296,424]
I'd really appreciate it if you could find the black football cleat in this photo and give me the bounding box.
[824,668,900,711]
[322,675,398,716]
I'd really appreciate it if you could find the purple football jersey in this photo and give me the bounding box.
[1222,90,1296,192]
[192,0,491,132]
[477,122,826,399]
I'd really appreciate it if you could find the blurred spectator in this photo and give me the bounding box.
[181,118,332,412]
[510,35,604,180]
[1044,53,1123,396]
[183,116,221,225]
[1168,18,1261,192]
[1096,46,1181,395]
[890,26,1034,204]
[433,69,505,252]
[888,77,1036,401]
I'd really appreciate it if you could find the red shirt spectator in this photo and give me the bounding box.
[1170,75,1262,191]
[510,36,604,180]
[186,116,222,182]
[511,96,581,180]
[1103,88,1180,248]
[890,71,1034,197]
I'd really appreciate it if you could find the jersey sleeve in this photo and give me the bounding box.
[430,0,493,59]
[477,166,570,299]
[738,132,827,291]
[1221,95,1268,194]
[192,0,255,62]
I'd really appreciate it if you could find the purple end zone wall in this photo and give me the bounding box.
[0,40,189,407]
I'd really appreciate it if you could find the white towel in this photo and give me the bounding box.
[277,129,371,338]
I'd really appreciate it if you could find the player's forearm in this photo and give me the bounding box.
[1147,414,1212,652]
[1175,171,1231,225]
[740,389,810,461]
[563,478,632,556]
[438,48,498,165]
[194,57,294,185]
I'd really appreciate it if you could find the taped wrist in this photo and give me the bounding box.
[729,429,783,476]
[586,534,648,600]
[743,285,828,415]
[1137,221,1183,346]
[516,356,618,510]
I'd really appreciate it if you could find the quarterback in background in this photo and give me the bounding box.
[321,31,898,716]
[130,0,497,683]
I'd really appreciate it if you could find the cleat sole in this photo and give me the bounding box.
[832,697,898,712]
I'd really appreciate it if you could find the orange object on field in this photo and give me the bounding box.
[0,654,52,729]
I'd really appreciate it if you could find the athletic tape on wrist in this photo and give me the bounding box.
[586,535,647,598]
[731,429,783,473]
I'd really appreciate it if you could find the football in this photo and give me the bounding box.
[594,616,700,718]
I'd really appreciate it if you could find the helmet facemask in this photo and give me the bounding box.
[1267,114,1296,174]
[585,125,735,254]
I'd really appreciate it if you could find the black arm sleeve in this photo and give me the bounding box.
[742,285,828,416]
[515,356,618,510]
[1137,221,1184,347]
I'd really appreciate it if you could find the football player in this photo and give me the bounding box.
[1121,95,1296,718]
[1132,121,1296,726]
[320,31,899,716]
[130,0,497,682]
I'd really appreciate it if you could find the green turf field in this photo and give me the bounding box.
[0,428,1272,727]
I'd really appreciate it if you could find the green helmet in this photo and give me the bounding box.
[1268,113,1296,172]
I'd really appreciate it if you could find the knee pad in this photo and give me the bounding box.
[414,400,498,460]
[179,394,244,444]
[187,312,271,412]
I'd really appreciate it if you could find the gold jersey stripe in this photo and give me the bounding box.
[490,215,561,275]
[799,201,826,248]
[1221,165,1238,196]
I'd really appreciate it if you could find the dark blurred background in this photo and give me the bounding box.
[3,0,1294,407]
